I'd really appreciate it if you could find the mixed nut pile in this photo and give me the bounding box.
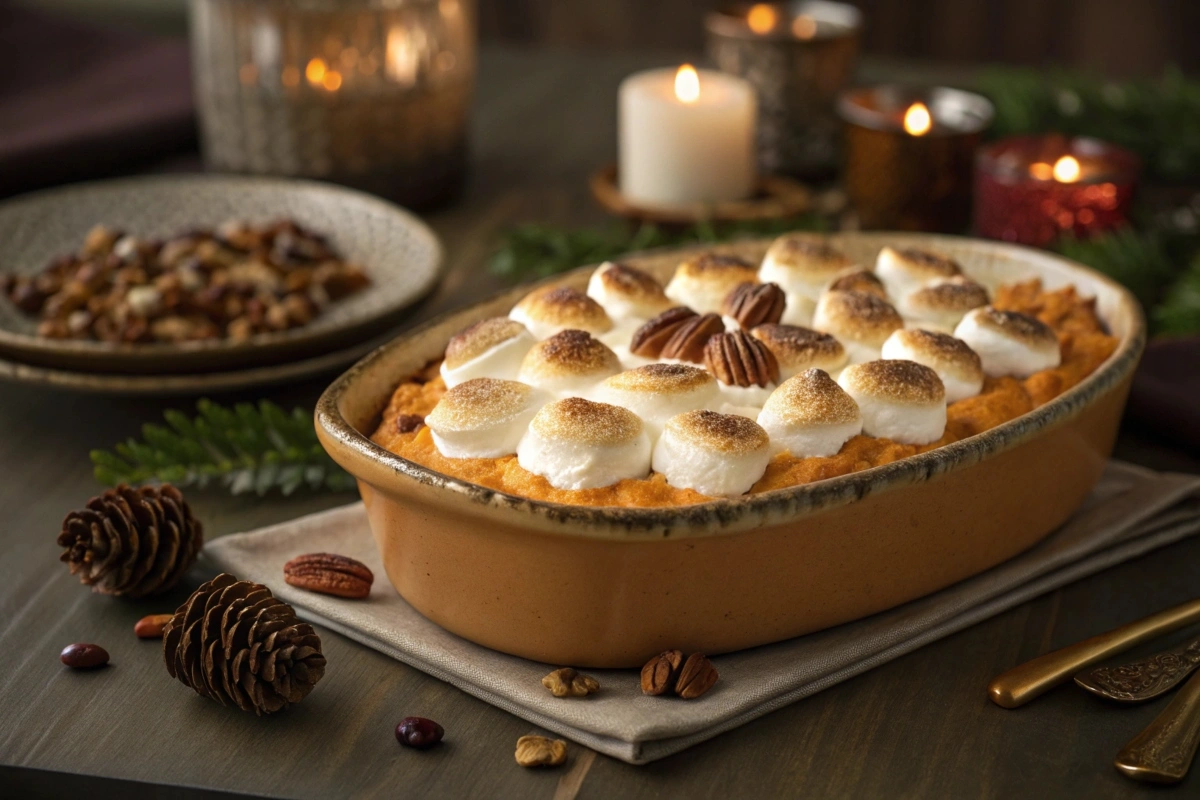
[3,220,369,344]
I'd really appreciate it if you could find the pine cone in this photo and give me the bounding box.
[57,483,203,599]
[163,573,326,715]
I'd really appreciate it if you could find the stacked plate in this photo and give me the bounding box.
[0,175,442,394]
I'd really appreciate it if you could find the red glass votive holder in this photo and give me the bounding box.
[974,135,1140,247]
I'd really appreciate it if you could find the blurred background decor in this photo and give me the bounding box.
[837,84,993,232]
[706,1,861,179]
[189,0,475,209]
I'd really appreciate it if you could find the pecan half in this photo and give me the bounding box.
[722,282,786,329]
[542,667,600,697]
[660,313,725,363]
[675,653,719,699]
[640,649,684,696]
[704,330,780,387]
[283,553,374,599]
[515,735,568,768]
[630,306,696,358]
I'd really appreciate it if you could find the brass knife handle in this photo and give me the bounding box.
[1115,669,1200,783]
[988,598,1200,709]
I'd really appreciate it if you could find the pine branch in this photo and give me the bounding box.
[489,216,826,283]
[1054,227,1176,309]
[91,399,356,496]
[979,67,1200,183]
[1154,256,1200,335]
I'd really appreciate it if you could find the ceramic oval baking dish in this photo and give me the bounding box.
[316,233,1144,668]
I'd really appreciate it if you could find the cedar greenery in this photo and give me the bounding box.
[91,399,355,496]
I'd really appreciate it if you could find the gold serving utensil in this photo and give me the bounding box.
[1114,669,1200,783]
[988,597,1200,709]
[1076,636,1200,703]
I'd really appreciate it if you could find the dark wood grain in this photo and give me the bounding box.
[1,46,1199,799]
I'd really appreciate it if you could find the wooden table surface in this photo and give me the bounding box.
[3,46,1200,800]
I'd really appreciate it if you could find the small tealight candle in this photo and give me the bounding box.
[974,135,1140,246]
[619,65,757,207]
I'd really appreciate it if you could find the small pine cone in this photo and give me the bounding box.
[163,573,326,715]
[57,484,203,599]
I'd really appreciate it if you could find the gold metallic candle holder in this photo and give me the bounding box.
[189,0,476,210]
[837,85,993,233]
[706,1,862,180]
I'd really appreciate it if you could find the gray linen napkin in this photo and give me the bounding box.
[204,460,1200,764]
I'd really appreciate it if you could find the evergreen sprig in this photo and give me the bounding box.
[91,399,356,496]
[979,67,1200,183]
[1154,256,1200,335]
[489,216,826,283]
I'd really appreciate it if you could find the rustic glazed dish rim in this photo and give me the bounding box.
[316,233,1145,536]
[0,174,444,359]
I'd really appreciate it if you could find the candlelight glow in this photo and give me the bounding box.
[675,64,700,104]
[1029,162,1054,180]
[1053,155,1081,183]
[903,102,932,136]
[747,4,778,34]
[791,14,818,38]
[305,58,327,86]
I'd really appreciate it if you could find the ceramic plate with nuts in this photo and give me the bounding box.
[0,174,441,375]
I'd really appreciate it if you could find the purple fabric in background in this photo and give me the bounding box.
[0,5,195,198]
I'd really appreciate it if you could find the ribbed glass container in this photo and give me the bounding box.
[189,0,475,209]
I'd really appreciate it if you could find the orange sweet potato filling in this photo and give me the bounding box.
[370,280,1118,507]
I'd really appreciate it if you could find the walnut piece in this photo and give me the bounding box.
[541,667,600,698]
[515,735,568,768]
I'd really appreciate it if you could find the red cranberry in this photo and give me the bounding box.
[395,716,444,749]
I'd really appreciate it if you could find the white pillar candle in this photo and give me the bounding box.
[618,65,757,207]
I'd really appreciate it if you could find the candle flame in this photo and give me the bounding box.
[747,4,777,34]
[1053,155,1081,183]
[675,64,700,104]
[903,102,932,136]
[305,58,327,86]
[791,15,818,39]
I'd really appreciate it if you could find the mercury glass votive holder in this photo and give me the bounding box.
[189,0,475,209]
[837,85,993,233]
[706,1,861,180]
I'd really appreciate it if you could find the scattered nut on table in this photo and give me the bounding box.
[60,643,109,669]
[283,552,374,599]
[541,667,600,698]
[395,716,445,749]
[675,653,719,699]
[134,613,173,639]
[640,649,684,696]
[515,735,568,768]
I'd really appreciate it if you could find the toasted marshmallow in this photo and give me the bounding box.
[665,253,758,313]
[509,285,613,340]
[652,410,770,497]
[812,290,904,364]
[750,323,848,380]
[881,328,984,403]
[875,246,962,298]
[517,329,621,397]
[440,317,537,388]
[898,276,990,332]
[837,360,946,444]
[757,369,862,457]
[586,261,673,323]
[517,398,651,489]
[780,294,816,327]
[426,378,548,459]
[759,234,853,302]
[954,307,1061,378]
[595,364,719,440]
[827,268,887,299]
